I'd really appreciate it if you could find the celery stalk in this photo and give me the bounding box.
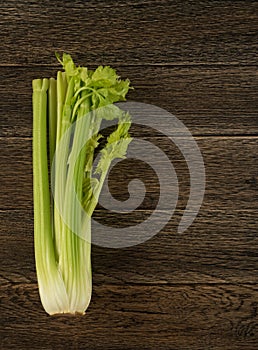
[33,79,69,315]
[33,53,132,315]
[48,78,57,165]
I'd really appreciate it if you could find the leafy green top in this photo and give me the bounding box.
[56,53,133,216]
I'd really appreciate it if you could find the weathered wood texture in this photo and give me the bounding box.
[1,0,258,349]
[1,66,258,137]
[1,0,258,66]
[1,282,258,350]
[1,207,258,286]
[1,137,257,210]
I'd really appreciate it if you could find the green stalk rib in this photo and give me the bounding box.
[48,78,57,166]
[54,71,67,259]
[62,91,92,313]
[33,79,69,315]
[32,53,132,315]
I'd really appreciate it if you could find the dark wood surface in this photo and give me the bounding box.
[1,1,258,349]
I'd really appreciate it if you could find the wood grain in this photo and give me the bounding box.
[1,0,258,348]
[1,66,258,137]
[1,282,258,349]
[1,207,258,286]
[1,0,258,66]
[1,137,257,210]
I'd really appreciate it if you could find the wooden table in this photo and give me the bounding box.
[1,1,258,349]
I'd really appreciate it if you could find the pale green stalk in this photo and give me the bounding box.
[33,53,132,315]
[54,71,67,259]
[48,78,57,165]
[62,91,92,312]
[48,78,57,246]
[33,78,69,315]
[55,74,75,265]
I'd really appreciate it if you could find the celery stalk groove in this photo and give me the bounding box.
[32,54,132,315]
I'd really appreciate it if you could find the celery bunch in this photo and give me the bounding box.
[32,54,132,315]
